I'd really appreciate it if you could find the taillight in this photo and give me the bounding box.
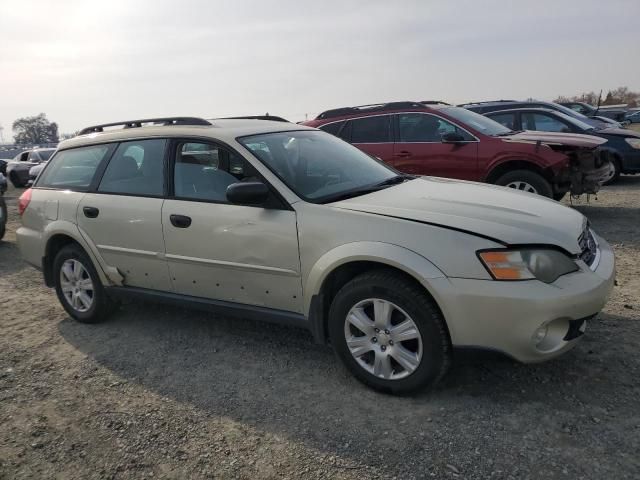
[18,188,32,215]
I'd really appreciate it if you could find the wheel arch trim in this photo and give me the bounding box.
[303,241,446,318]
[42,222,123,287]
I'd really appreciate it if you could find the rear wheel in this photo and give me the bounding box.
[53,244,117,323]
[494,170,553,198]
[328,270,451,394]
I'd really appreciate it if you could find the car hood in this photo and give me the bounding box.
[330,177,586,254]
[596,127,640,138]
[502,131,607,148]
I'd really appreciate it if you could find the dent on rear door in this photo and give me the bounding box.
[76,194,171,291]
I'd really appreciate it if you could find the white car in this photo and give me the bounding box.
[16,116,615,393]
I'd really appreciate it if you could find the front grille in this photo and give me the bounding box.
[578,227,598,267]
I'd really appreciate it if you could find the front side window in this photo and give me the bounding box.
[398,113,474,142]
[349,115,391,143]
[487,112,517,130]
[36,145,113,190]
[98,139,166,196]
[523,113,571,133]
[239,130,397,203]
[174,141,257,202]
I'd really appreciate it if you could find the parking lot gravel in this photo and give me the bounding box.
[1,179,639,479]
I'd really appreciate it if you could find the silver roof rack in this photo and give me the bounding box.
[78,117,212,135]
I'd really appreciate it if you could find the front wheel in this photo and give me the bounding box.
[328,270,451,394]
[602,158,621,186]
[53,244,117,323]
[494,170,553,198]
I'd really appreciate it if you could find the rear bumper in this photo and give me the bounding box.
[428,235,615,363]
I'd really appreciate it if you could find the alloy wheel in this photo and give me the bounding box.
[344,298,423,380]
[60,259,94,312]
[505,181,538,194]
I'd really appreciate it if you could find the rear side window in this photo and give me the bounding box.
[98,139,166,196]
[349,116,391,143]
[36,145,113,190]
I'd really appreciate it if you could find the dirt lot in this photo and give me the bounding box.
[1,178,639,480]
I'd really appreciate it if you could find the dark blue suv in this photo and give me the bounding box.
[481,107,640,184]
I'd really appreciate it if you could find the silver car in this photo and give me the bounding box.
[16,117,615,393]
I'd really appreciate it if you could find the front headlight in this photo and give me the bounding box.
[625,138,640,149]
[478,249,579,283]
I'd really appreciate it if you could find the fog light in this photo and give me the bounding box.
[533,325,548,345]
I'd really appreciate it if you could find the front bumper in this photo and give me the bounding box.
[621,149,640,173]
[428,235,615,363]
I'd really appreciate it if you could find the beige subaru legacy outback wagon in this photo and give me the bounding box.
[16,116,615,394]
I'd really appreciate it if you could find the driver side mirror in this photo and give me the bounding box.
[442,132,466,143]
[226,181,269,205]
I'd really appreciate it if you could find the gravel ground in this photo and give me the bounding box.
[1,178,639,480]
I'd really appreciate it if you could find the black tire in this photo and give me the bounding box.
[494,169,553,198]
[553,191,567,201]
[53,244,117,323]
[0,196,6,241]
[10,171,25,188]
[328,270,451,394]
[602,158,621,186]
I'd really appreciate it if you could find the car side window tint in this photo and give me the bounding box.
[488,113,516,130]
[174,141,258,203]
[36,145,113,190]
[398,113,473,142]
[523,113,570,133]
[98,139,166,196]
[350,116,391,143]
[319,121,345,137]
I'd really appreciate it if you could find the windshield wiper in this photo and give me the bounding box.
[320,175,412,203]
[494,130,523,136]
[373,174,412,187]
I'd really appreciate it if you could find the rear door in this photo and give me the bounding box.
[341,115,394,165]
[77,138,171,291]
[393,113,479,180]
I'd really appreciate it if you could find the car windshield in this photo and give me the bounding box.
[547,111,596,131]
[239,130,401,203]
[547,103,605,128]
[441,106,512,136]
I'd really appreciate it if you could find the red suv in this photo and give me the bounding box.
[303,102,609,199]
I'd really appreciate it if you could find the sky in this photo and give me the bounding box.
[1,0,639,140]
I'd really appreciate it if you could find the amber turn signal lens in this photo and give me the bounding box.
[478,250,532,280]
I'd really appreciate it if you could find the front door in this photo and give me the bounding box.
[161,140,302,313]
[343,115,395,166]
[77,138,171,291]
[393,113,479,180]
